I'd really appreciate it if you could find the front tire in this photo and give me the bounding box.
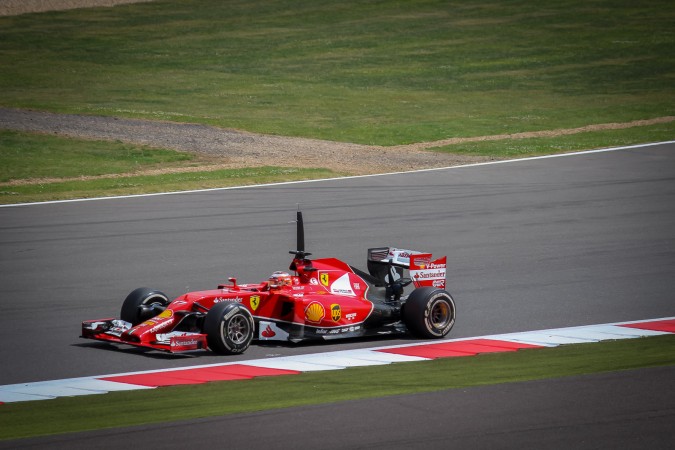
[204,302,254,354]
[403,287,456,338]
[120,287,170,325]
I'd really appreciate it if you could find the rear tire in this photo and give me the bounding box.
[403,287,456,338]
[120,287,170,325]
[204,303,254,354]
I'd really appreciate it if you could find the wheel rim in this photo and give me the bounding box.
[226,314,250,345]
[141,293,168,311]
[429,300,452,329]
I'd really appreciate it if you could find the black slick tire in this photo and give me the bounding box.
[403,287,456,338]
[120,287,170,325]
[204,302,255,354]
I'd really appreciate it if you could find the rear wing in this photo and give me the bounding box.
[409,253,447,289]
[367,247,446,289]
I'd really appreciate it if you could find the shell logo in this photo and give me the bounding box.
[143,308,173,326]
[157,309,173,319]
[305,301,325,323]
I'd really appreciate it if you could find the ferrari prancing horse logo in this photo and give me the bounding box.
[250,295,261,311]
[320,273,330,287]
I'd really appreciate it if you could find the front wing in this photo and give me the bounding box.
[81,318,208,353]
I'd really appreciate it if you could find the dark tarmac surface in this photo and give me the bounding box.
[1,143,674,385]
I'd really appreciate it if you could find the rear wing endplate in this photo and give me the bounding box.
[409,253,447,289]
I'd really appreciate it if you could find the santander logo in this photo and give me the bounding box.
[262,325,276,338]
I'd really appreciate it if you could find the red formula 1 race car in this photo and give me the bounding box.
[82,211,456,355]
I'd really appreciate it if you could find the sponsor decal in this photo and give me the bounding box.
[258,321,289,341]
[214,296,243,303]
[147,321,172,334]
[320,273,330,287]
[410,254,447,289]
[317,325,361,335]
[156,332,207,349]
[331,304,341,322]
[305,301,325,323]
[261,324,276,338]
[157,309,173,319]
[310,278,319,285]
[250,295,261,311]
[345,312,357,321]
[330,273,355,296]
[414,270,446,279]
[172,338,200,347]
[141,311,172,327]
[157,331,197,341]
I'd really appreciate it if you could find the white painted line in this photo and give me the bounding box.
[327,349,428,363]
[586,325,669,338]
[0,391,53,403]
[0,385,99,399]
[2,140,673,208]
[61,378,155,393]
[0,377,153,403]
[282,354,389,367]
[244,358,347,372]
[490,332,595,346]
[485,335,561,347]
[551,327,668,341]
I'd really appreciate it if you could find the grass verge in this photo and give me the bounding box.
[430,121,675,157]
[1,0,673,145]
[0,166,339,204]
[1,334,673,441]
[0,129,194,182]
[0,130,339,204]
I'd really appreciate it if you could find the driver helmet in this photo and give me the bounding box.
[269,271,292,289]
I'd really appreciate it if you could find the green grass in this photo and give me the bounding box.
[1,0,673,204]
[0,130,195,182]
[1,334,673,441]
[0,166,338,204]
[431,121,675,157]
[1,0,673,145]
[0,130,339,204]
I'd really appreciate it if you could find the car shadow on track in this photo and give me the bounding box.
[72,342,199,359]
[73,333,426,359]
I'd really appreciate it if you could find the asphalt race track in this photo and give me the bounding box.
[1,143,674,447]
